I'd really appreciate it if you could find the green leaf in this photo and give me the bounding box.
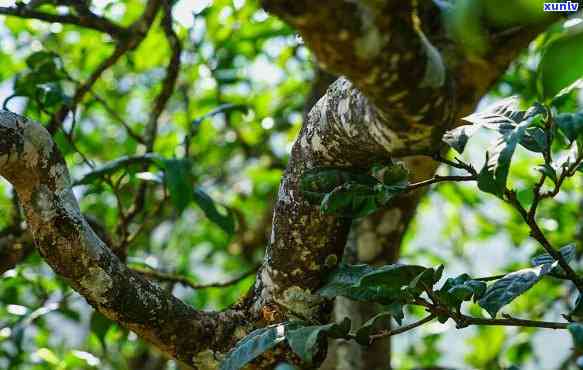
[321,183,404,218]
[161,158,195,214]
[89,312,112,350]
[531,244,576,277]
[570,294,583,322]
[555,112,583,143]
[286,318,351,364]
[358,264,430,289]
[531,244,576,267]
[477,118,532,196]
[381,162,409,186]
[320,183,382,218]
[318,264,430,304]
[436,274,485,310]
[355,312,392,345]
[462,97,524,130]
[538,27,583,101]
[220,323,288,370]
[317,264,402,303]
[442,124,479,154]
[299,167,378,204]
[74,154,162,185]
[193,188,236,235]
[520,126,548,153]
[417,28,446,88]
[536,163,558,185]
[36,82,70,109]
[478,264,554,318]
[568,323,583,350]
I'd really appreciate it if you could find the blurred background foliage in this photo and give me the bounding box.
[0,0,581,369]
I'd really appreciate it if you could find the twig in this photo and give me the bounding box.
[369,314,436,342]
[407,175,476,191]
[132,265,259,290]
[505,190,583,291]
[0,5,128,39]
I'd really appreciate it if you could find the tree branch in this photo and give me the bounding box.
[0,110,248,366]
[0,5,128,39]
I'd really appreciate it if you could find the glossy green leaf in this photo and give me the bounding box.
[478,264,554,317]
[442,124,479,154]
[555,112,583,143]
[300,167,378,204]
[568,323,583,350]
[520,126,548,153]
[286,318,351,364]
[161,159,195,214]
[193,188,236,235]
[220,324,287,370]
[355,312,392,345]
[536,163,558,185]
[531,244,576,277]
[538,27,583,101]
[74,154,163,185]
[478,118,532,196]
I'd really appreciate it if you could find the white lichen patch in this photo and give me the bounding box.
[80,266,113,305]
[377,208,402,235]
[192,349,220,370]
[277,286,324,322]
[23,121,53,166]
[357,230,380,262]
[32,185,57,221]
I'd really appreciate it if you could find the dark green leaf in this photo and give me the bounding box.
[381,162,409,186]
[300,167,378,204]
[193,188,236,235]
[520,126,548,153]
[318,264,429,304]
[417,28,446,88]
[531,244,576,267]
[462,97,524,130]
[536,163,558,185]
[90,312,112,349]
[220,324,288,370]
[568,323,583,350]
[355,312,392,345]
[74,154,162,185]
[287,318,351,363]
[478,118,532,196]
[570,294,583,322]
[531,244,576,277]
[478,264,554,317]
[162,159,194,214]
[555,112,583,143]
[442,124,479,154]
[320,183,382,218]
[318,264,402,303]
[538,27,583,100]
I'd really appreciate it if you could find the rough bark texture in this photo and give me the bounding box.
[0,111,249,367]
[0,0,569,368]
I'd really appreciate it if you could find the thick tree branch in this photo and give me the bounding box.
[0,110,248,367]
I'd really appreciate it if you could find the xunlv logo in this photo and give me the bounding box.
[544,1,580,11]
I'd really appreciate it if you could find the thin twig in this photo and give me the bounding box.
[369,314,436,342]
[0,5,128,38]
[132,265,259,290]
[407,175,476,191]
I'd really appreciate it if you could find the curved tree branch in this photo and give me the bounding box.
[0,110,247,366]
